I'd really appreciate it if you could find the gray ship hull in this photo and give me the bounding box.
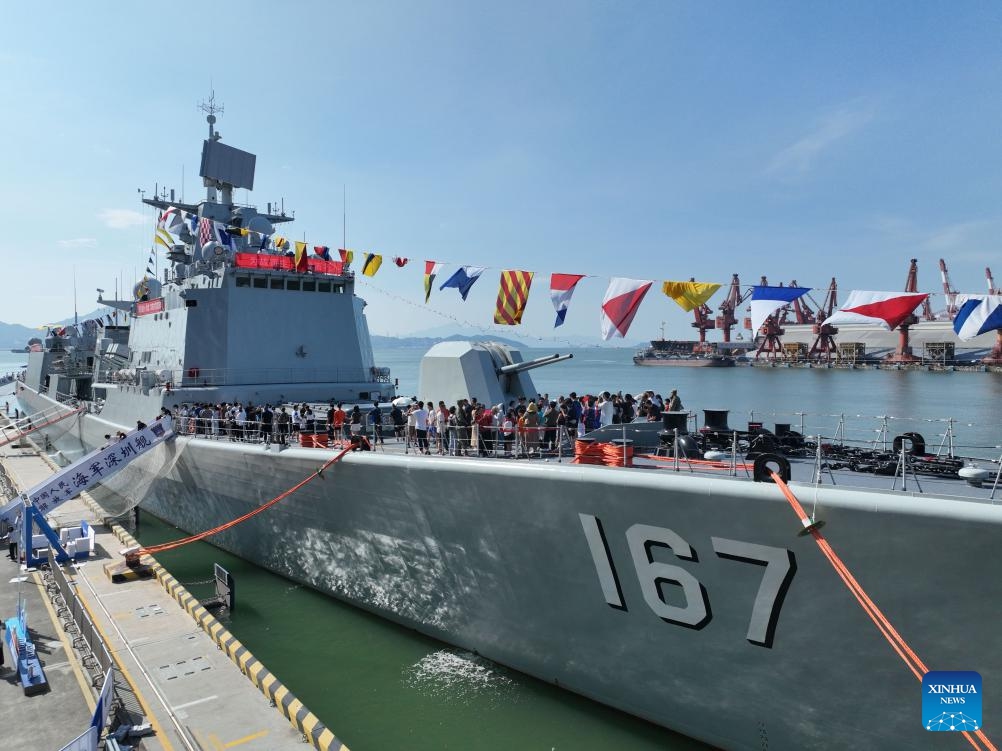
[18,385,1002,750]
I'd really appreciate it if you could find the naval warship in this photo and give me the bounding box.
[15,112,1002,751]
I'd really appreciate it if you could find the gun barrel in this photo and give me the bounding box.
[498,353,573,375]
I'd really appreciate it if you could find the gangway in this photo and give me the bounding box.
[0,418,174,567]
[0,402,85,449]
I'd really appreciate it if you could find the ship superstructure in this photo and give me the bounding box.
[27,108,391,426]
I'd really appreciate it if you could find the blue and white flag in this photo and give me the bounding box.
[439,266,486,300]
[748,285,811,333]
[551,273,585,327]
[953,295,1002,340]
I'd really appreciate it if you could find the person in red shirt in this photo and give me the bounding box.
[477,405,495,455]
[332,402,347,441]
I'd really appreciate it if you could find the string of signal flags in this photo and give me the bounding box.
[329,250,947,340]
[328,248,728,341]
[152,208,941,340]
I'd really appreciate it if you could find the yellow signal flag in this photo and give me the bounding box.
[362,253,383,277]
[661,281,721,312]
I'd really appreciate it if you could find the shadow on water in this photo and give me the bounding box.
[133,510,713,751]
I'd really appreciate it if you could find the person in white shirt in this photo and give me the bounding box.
[413,401,430,454]
[597,391,615,427]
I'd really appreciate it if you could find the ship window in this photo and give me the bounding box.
[270,278,283,289]
[333,284,344,294]
[318,282,331,293]
[303,280,316,292]
[253,277,267,289]
[236,275,250,287]
[185,299,198,307]
[286,280,301,291]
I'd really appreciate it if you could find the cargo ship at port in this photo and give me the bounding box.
[14,111,1002,751]
[633,335,735,367]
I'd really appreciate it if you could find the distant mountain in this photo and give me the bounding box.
[0,321,37,350]
[0,306,117,350]
[400,323,643,348]
[372,334,525,349]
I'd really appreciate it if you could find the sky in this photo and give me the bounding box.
[3,1,1002,343]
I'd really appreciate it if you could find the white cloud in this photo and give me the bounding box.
[57,238,98,248]
[98,209,146,229]
[767,103,875,179]
[922,220,995,252]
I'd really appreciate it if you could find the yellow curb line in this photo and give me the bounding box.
[110,525,347,751]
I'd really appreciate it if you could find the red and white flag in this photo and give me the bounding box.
[601,278,653,340]
[823,291,929,330]
[393,257,409,267]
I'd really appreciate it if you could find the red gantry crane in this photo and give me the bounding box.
[809,277,838,362]
[789,279,816,325]
[716,274,746,344]
[755,276,787,360]
[939,258,959,319]
[689,277,717,354]
[985,267,1002,365]
[886,258,925,363]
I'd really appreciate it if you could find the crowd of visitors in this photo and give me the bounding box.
[167,388,682,458]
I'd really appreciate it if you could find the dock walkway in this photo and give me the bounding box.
[0,427,322,751]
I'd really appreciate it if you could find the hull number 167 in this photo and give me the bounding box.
[579,514,797,649]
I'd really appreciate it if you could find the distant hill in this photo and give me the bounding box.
[0,321,38,349]
[0,306,115,350]
[372,334,525,349]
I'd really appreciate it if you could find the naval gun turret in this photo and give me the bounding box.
[417,341,572,408]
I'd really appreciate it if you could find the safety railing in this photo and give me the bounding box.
[44,553,117,687]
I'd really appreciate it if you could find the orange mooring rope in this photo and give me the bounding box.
[139,445,354,555]
[771,471,997,751]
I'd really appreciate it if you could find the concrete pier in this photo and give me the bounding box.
[1,426,345,750]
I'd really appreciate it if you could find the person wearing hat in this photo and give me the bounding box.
[523,400,540,455]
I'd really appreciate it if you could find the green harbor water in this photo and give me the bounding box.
[132,511,709,751]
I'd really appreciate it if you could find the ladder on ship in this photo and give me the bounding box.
[0,403,84,449]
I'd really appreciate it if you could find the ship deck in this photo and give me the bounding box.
[167,416,1002,506]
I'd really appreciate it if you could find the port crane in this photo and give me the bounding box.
[985,267,1002,365]
[939,258,959,319]
[886,258,926,363]
[715,274,751,345]
[808,278,839,361]
[778,279,817,325]
[688,277,717,354]
[754,276,787,360]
